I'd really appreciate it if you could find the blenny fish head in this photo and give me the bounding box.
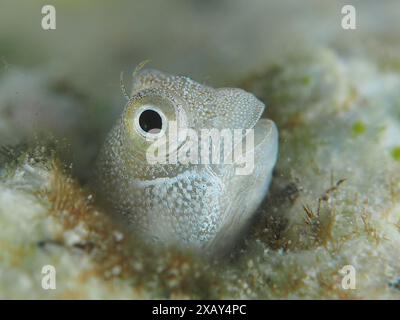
[95,68,278,253]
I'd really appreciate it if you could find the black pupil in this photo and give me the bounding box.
[138,109,162,133]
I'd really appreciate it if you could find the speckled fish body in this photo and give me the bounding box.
[95,69,278,253]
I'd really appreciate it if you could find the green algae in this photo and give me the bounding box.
[352,121,366,137]
[391,147,400,162]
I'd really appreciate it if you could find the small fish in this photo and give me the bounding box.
[95,69,278,253]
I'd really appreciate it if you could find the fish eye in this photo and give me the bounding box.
[139,109,163,133]
[134,106,167,138]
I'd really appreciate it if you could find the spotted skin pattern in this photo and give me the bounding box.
[95,69,278,253]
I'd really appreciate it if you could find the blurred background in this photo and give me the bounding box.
[1,0,399,93]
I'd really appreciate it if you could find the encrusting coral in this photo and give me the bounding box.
[1,48,400,299]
